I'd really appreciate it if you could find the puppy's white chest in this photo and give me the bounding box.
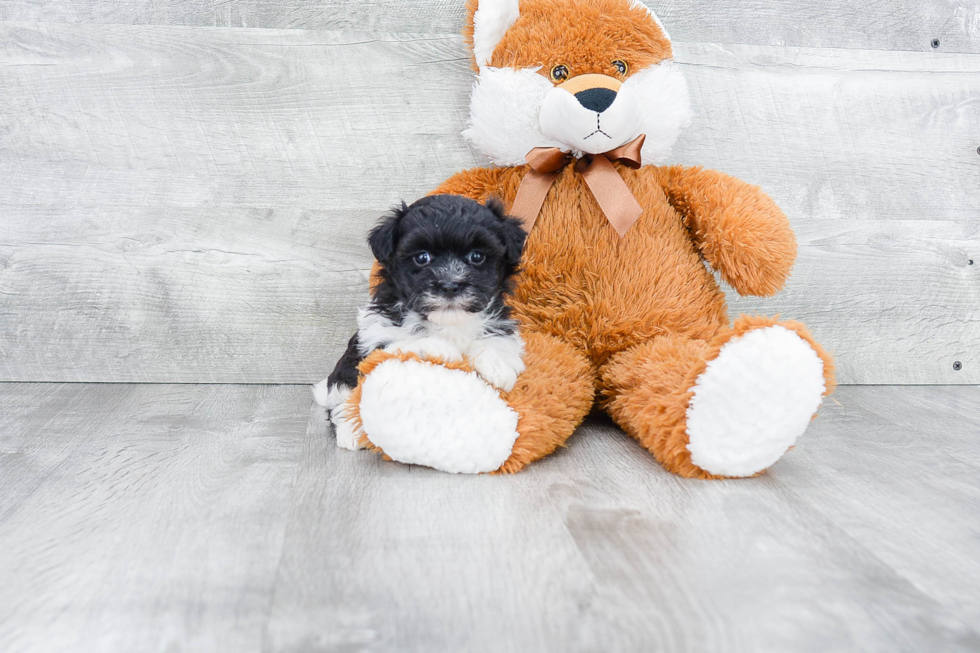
[375,310,526,393]
[424,309,486,350]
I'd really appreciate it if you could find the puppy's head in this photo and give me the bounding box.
[368,194,526,318]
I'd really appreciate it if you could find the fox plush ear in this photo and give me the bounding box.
[628,0,671,42]
[368,202,409,266]
[486,197,527,265]
[465,0,520,70]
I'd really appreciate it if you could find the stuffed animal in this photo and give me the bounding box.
[335,0,835,476]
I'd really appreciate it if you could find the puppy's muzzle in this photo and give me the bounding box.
[559,73,622,114]
[436,280,464,297]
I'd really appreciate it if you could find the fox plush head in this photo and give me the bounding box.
[462,0,691,166]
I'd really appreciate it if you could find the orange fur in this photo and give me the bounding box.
[601,316,836,479]
[495,331,596,473]
[653,166,797,297]
[350,0,834,476]
[464,0,671,74]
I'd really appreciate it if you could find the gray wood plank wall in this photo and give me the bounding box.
[0,3,977,384]
[2,0,978,53]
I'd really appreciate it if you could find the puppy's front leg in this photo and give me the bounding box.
[384,337,464,363]
[314,332,368,450]
[467,334,526,392]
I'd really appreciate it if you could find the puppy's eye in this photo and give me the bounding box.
[550,64,569,82]
[612,60,629,76]
[467,250,486,265]
[413,251,431,267]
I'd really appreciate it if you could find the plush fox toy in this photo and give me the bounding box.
[336,0,835,476]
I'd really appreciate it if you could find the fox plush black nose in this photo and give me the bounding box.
[575,87,617,113]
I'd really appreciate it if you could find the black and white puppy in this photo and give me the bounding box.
[313,194,528,450]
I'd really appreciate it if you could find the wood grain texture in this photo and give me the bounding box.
[4,383,977,652]
[271,385,980,651]
[0,206,372,382]
[1,0,978,54]
[770,386,980,630]
[0,383,310,653]
[1,24,977,383]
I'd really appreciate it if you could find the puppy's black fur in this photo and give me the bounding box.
[325,194,527,393]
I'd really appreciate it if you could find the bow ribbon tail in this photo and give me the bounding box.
[510,168,558,231]
[580,155,644,237]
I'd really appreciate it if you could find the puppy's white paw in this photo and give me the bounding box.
[385,337,464,362]
[468,336,526,392]
[313,381,366,450]
[312,378,348,411]
[333,407,367,451]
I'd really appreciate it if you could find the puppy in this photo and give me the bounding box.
[313,194,528,450]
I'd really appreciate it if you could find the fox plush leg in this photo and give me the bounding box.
[496,331,596,473]
[345,331,595,474]
[601,316,835,479]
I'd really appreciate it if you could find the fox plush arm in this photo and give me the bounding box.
[654,165,797,297]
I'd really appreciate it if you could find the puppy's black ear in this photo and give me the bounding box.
[486,197,527,266]
[485,197,508,221]
[368,202,408,266]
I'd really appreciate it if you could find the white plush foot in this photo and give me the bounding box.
[685,326,826,477]
[311,379,366,451]
[358,358,520,474]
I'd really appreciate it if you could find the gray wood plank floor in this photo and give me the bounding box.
[1,383,979,652]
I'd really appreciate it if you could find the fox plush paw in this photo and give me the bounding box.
[685,325,827,477]
[357,355,520,473]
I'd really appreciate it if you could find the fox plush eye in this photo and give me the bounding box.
[550,64,569,82]
[612,60,629,76]
[467,250,486,265]
[413,251,432,266]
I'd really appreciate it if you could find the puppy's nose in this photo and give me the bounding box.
[575,87,617,113]
[438,280,462,295]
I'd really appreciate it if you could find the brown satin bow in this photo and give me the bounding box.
[510,134,646,237]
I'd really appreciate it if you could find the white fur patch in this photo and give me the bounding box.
[623,60,692,165]
[355,307,412,356]
[358,307,490,355]
[472,0,521,69]
[357,306,524,383]
[539,84,643,157]
[464,66,567,166]
[333,403,367,451]
[312,378,347,410]
[385,336,464,363]
[467,332,526,392]
[378,309,526,391]
[359,359,520,474]
[540,61,691,163]
[685,326,827,477]
[312,381,367,451]
[464,61,691,166]
[312,377,331,407]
